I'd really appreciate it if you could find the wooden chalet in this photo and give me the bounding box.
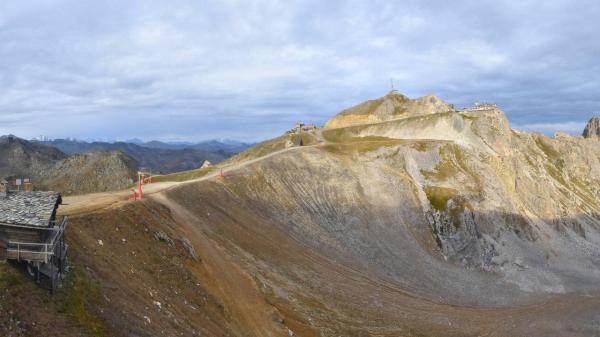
[0,187,68,291]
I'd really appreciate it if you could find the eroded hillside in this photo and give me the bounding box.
[3,94,600,337]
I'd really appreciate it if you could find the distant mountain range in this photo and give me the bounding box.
[0,135,252,194]
[0,135,67,178]
[35,138,252,173]
[0,135,136,194]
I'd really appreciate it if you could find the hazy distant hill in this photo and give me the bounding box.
[36,151,138,195]
[0,135,67,178]
[138,139,251,152]
[0,135,137,194]
[38,139,252,173]
[0,135,250,194]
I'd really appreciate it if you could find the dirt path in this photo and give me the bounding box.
[59,145,313,216]
[150,193,288,337]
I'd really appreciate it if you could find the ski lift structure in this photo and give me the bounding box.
[132,170,155,201]
[131,167,225,201]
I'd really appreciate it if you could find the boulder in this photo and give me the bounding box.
[200,160,212,169]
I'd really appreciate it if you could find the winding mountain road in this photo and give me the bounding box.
[59,144,316,216]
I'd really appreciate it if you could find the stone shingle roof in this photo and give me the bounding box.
[0,191,61,228]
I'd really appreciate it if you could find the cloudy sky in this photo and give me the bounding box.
[0,0,598,142]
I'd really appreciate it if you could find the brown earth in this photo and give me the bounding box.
[3,94,600,336]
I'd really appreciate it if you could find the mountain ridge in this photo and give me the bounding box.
[38,138,251,173]
[324,90,455,129]
[583,116,600,139]
[0,135,138,195]
[3,92,600,336]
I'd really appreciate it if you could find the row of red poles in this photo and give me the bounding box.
[132,168,225,201]
[133,172,154,201]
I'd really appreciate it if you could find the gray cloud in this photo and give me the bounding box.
[0,0,598,141]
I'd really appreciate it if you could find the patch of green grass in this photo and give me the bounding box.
[0,263,22,290]
[570,176,598,207]
[534,135,560,159]
[523,154,536,167]
[0,262,106,336]
[152,133,318,183]
[152,167,213,183]
[424,186,471,229]
[320,137,407,154]
[321,128,355,142]
[424,186,458,211]
[219,135,287,165]
[421,144,481,192]
[411,141,430,152]
[223,132,319,166]
[297,132,319,146]
[324,110,462,142]
[545,162,568,187]
[421,158,457,182]
[53,264,106,337]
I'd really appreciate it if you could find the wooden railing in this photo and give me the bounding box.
[6,217,68,263]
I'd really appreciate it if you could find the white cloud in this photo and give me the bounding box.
[0,0,598,141]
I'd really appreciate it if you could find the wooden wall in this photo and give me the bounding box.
[0,241,6,260]
[0,226,44,245]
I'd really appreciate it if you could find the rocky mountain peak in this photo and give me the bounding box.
[582,116,600,139]
[324,91,454,129]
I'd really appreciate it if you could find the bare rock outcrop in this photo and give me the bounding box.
[200,160,212,169]
[35,151,138,195]
[582,116,600,139]
[324,90,454,129]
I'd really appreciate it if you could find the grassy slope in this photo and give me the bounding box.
[0,261,104,337]
[1,199,238,337]
[152,132,319,183]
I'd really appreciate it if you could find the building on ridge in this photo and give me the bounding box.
[0,188,68,292]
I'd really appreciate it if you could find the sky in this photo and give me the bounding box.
[0,0,599,142]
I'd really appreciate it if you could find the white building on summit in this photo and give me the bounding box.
[464,102,498,111]
[287,122,318,134]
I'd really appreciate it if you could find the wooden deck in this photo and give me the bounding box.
[3,217,68,291]
[6,218,67,263]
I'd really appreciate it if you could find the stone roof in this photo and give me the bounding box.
[0,191,61,228]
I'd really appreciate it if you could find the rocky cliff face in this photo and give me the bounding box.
[583,116,600,139]
[324,91,454,129]
[240,106,600,297]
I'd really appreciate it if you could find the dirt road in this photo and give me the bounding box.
[59,145,314,216]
